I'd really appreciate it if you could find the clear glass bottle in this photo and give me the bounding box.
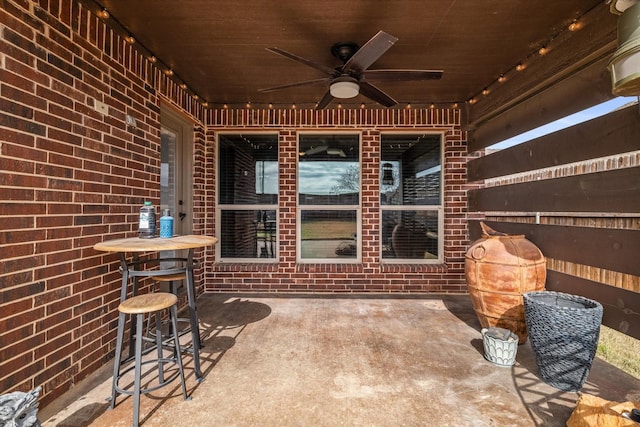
[138,201,156,238]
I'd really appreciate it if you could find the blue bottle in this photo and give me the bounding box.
[159,209,174,238]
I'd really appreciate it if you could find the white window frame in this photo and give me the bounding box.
[379,131,445,264]
[296,131,362,264]
[215,131,279,263]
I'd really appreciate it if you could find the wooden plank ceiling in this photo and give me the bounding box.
[82,0,613,111]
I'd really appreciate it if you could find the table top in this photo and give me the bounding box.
[94,235,217,252]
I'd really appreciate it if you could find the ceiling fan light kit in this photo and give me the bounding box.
[330,77,360,98]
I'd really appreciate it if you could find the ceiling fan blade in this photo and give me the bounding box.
[362,69,443,81]
[315,90,334,110]
[358,81,397,107]
[266,47,338,76]
[302,145,329,156]
[326,148,347,157]
[259,78,329,92]
[342,31,398,74]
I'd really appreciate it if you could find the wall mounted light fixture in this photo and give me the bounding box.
[609,0,640,95]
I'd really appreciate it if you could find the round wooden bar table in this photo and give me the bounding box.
[94,235,217,381]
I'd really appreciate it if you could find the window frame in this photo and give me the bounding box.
[215,131,279,263]
[296,131,362,264]
[379,131,445,264]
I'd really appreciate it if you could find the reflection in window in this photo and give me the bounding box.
[300,210,357,259]
[298,134,360,261]
[380,134,442,262]
[217,134,278,260]
[220,209,276,258]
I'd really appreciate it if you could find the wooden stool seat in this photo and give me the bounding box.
[119,293,177,314]
[151,272,186,282]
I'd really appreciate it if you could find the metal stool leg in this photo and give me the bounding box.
[110,311,126,408]
[170,305,189,400]
[132,314,144,427]
[185,266,203,380]
[155,311,165,383]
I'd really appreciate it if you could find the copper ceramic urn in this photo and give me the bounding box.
[465,222,546,344]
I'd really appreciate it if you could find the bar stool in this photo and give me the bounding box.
[151,271,202,351]
[110,292,189,427]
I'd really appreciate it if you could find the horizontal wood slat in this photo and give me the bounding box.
[468,4,616,133]
[468,105,640,182]
[467,167,640,213]
[468,221,640,277]
[468,51,615,153]
[546,270,640,340]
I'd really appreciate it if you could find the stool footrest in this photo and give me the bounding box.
[114,358,184,396]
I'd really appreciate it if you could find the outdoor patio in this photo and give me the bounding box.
[39,293,640,427]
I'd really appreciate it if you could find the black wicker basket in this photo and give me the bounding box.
[523,291,603,392]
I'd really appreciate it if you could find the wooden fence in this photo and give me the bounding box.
[467,104,640,339]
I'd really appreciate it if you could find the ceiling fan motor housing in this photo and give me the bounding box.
[331,42,360,62]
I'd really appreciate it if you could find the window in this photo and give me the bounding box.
[217,133,278,261]
[298,134,360,262]
[380,133,443,262]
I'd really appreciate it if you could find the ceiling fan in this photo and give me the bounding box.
[259,30,443,109]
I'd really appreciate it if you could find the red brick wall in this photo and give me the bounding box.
[204,109,473,293]
[0,0,206,406]
[0,0,475,410]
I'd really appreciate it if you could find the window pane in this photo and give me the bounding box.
[299,135,359,205]
[381,210,439,260]
[219,134,278,205]
[381,134,441,206]
[220,210,277,258]
[160,127,176,212]
[300,210,357,259]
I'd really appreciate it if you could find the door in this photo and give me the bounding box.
[160,106,193,237]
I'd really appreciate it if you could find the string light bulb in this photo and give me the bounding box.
[516,63,526,72]
[268,103,273,109]
[360,103,365,109]
[538,46,549,56]
[482,88,490,96]
[149,56,157,63]
[124,35,135,45]
[223,104,228,109]
[568,20,580,31]
[164,69,174,76]
[429,103,435,109]
[180,83,187,90]
[468,97,477,105]
[97,9,109,19]
[291,103,296,109]
[498,74,506,83]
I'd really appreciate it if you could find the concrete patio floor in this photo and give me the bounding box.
[39,293,640,426]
